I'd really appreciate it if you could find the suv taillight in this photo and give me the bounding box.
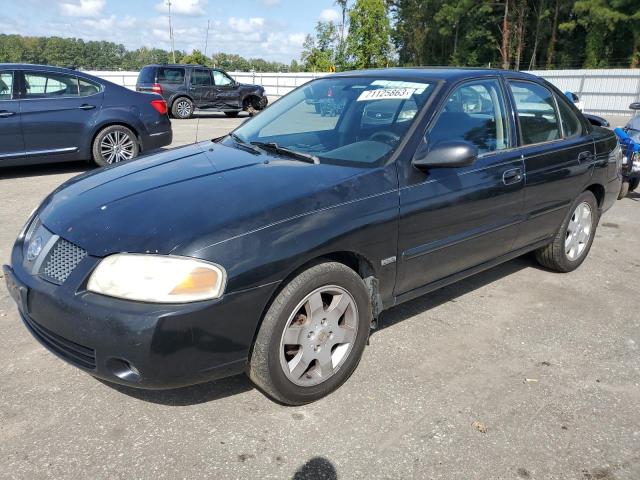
[151,83,163,94]
[150,99,168,115]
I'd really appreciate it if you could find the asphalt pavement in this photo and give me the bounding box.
[0,112,639,480]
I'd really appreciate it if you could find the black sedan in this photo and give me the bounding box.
[4,68,621,405]
[0,64,172,167]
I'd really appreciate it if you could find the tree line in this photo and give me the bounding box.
[2,0,638,74]
[0,34,296,72]
[301,0,639,71]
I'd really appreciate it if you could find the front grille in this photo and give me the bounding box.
[22,314,96,370]
[39,238,87,284]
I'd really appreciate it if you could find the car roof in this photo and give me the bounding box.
[332,67,541,82]
[0,63,84,73]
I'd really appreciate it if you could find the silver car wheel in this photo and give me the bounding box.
[279,285,358,387]
[100,130,135,164]
[176,100,192,118]
[565,201,593,261]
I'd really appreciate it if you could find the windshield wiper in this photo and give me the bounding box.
[250,141,319,164]
[227,133,262,155]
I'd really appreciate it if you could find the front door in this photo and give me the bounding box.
[396,77,524,297]
[19,70,102,162]
[212,70,242,110]
[0,70,25,165]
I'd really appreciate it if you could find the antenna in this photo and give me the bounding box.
[167,0,176,63]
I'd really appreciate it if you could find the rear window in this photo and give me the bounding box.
[157,67,185,84]
[137,66,156,84]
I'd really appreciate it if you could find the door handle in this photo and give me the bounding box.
[578,151,593,163]
[503,168,523,185]
[0,110,15,118]
[78,104,96,110]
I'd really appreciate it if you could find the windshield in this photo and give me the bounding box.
[227,77,435,166]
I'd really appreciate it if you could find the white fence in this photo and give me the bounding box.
[87,68,639,116]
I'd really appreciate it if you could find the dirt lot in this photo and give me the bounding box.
[1,112,639,480]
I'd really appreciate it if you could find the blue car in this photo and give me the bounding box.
[0,64,172,167]
[613,102,640,198]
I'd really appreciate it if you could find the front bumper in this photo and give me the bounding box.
[4,244,278,389]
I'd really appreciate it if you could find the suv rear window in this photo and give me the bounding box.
[157,67,185,84]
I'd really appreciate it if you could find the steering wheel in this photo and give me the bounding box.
[369,131,401,146]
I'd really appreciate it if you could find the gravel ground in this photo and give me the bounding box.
[0,113,639,480]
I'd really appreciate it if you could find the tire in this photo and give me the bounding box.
[224,111,240,118]
[629,178,639,192]
[618,181,630,200]
[171,97,193,119]
[534,190,599,273]
[249,262,372,405]
[92,125,139,167]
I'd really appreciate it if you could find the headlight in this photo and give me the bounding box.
[87,254,226,303]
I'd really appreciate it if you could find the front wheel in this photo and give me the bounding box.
[249,262,372,405]
[92,125,139,167]
[535,191,599,272]
[629,178,639,192]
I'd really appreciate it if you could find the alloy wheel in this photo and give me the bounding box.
[176,100,192,118]
[279,285,359,387]
[565,201,593,261]
[100,130,135,164]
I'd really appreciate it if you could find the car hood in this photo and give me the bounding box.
[38,142,380,257]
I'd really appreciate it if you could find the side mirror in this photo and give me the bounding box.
[412,140,478,170]
[629,102,640,110]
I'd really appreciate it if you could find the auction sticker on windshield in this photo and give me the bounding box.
[357,88,415,101]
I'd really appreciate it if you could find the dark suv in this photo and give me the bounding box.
[136,64,268,119]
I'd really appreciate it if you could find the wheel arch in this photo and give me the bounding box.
[246,250,381,363]
[170,94,195,108]
[90,121,142,159]
[584,183,605,208]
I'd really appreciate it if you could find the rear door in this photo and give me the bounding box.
[189,68,213,107]
[19,70,103,162]
[507,80,595,250]
[212,70,242,109]
[0,70,25,165]
[396,77,525,297]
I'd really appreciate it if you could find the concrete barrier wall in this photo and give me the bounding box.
[86,69,639,116]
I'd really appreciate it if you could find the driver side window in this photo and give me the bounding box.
[429,79,510,155]
[213,71,233,86]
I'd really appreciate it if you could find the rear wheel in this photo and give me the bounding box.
[249,262,372,405]
[92,125,139,167]
[535,191,599,272]
[171,97,193,119]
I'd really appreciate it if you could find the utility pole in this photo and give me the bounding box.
[204,20,210,58]
[167,0,176,63]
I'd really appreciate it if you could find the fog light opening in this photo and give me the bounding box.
[106,358,141,383]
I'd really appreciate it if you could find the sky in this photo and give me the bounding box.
[2,0,344,63]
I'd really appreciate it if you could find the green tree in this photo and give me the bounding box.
[345,0,393,68]
[301,21,340,71]
[180,49,209,66]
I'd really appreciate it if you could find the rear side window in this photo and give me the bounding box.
[190,69,211,86]
[429,79,510,155]
[24,71,79,98]
[138,66,156,84]
[79,78,101,96]
[510,81,561,145]
[555,95,582,138]
[0,71,13,100]
[157,67,185,84]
